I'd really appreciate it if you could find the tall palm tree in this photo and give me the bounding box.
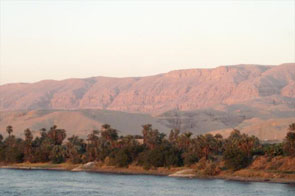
[24,129,33,162]
[6,125,13,137]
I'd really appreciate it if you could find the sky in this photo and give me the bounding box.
[0,0,294,85]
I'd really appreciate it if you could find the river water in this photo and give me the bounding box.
[0,169,295,196]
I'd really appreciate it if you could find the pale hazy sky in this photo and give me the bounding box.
[0,0,294,84]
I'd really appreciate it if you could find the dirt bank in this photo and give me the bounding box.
[1,160,295,184]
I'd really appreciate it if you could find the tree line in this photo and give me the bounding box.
[0,123,295,171]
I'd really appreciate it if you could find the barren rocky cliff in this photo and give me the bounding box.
[0,63,294,139]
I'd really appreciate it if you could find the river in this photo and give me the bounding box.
[0,169,295,196]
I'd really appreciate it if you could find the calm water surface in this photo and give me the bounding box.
[0,169,295,196]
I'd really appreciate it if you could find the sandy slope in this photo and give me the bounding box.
[0,110,168,138]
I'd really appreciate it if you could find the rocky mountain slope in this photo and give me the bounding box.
[0,63,294,139]
[1,63,294,113]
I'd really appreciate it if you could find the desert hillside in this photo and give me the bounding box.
[0,110,168,138]
[1,63,294,113]
[0,63,294,140]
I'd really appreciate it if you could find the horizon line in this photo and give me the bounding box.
[1,62,293,86]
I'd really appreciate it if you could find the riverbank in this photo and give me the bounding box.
[1,162,295,184]
[0,162,180,176]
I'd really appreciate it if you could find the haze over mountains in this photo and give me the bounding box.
[0,63,294,140]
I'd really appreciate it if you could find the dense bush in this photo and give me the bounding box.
[262,143,284,157]
[138,143,183,169]
[224,146,250,170]
[182,152,199,166]
[109,145,144,167]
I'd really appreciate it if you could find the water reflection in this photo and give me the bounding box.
[0,169,294,196]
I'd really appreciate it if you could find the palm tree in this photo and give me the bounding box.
[142,124,165,149]
[176,131,192,151]
[101,124,111,131]
[24,129,33,162]
[168,129,180,143]
[6,125,13,137]
[47,125,66,145]
[86,130,100,161]
[101,127,118,142]
[142,124,152,145]
[67,135,85,163]
[24,129,33,142]
[238,135,259,159]
[87,130,99,144]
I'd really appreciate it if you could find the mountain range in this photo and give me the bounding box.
[0,63,294,140]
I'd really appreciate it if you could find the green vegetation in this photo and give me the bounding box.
[1,123,295,172]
